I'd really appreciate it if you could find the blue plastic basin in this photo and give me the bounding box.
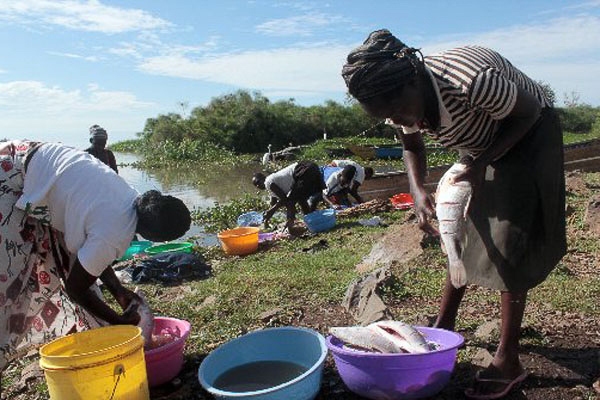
[198,327,327,400]
[303,209,336,233]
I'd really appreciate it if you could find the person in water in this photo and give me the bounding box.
[85,124,118,173]
[342,29,565,399]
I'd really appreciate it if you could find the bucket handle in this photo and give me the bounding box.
[109,364,125,400]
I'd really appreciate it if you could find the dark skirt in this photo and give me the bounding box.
[289,161,326,201]
[462,108,567,291]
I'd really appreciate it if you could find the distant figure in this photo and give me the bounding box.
[329,160,374,204]
[262,144,273,166]
[252,161,325,230]
[85,124,118,174]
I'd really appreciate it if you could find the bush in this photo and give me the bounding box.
[557,106,600,134]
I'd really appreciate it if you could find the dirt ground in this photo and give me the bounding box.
[3,171,599,400]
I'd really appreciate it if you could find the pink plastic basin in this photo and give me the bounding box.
[144,316,191,387]
[327,327,464,400]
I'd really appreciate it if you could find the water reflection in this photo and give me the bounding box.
[116,152,261,243]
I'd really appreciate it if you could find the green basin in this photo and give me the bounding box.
[144,242,194,255]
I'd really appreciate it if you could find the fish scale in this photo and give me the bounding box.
[436,162,472,288]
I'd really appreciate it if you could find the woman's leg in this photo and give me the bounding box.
[466,290,527,398]
[433,273,467,331]
[490,290,527,376]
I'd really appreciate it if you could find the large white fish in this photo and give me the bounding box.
[435,162,473,288]
[124,287,155,345]
[368,320,432,354]
[329,326,404,353]
[330,320,432,354]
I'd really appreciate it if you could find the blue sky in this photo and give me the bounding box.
[1,0,599,148]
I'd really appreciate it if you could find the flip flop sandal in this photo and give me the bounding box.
[464,370,528,400]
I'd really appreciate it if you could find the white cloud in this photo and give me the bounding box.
[136,13,600,105]
[422,15,600,62]
[420,14,600,105]
[138,44,350,96]
[47,50,99,62]
[0,80,157,147]
[256,12,346,36]
[0,0,171,33]
[0,80,153,113]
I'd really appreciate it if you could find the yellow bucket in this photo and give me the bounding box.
[39,325,149,400]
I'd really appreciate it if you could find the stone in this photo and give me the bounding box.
[356,222,425,274]
[474,319,501,341]
[342,267,393,325]
[471,348,495,368]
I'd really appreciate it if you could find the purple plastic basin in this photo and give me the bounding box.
[326,327,464,400]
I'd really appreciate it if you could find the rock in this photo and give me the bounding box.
[584,196,600,236]
[356,222,425,274]
[593,377,600,394]
[474,319,501,341]
[16,361,44,392]
[258,308,283,322]
[471,348,494,368]
[342,267,394,325]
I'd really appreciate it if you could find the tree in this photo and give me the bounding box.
[535,80,556,106]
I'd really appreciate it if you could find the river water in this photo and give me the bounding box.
[116,152,259,244]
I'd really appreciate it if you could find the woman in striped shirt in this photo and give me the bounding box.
[343,29,566,399]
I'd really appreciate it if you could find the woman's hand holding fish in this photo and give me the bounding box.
[120,301,142,325]
[451,159,486,189]
[413,188,439,237]
[114,286,140,311]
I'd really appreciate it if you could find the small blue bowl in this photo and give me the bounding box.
[198,327,327,400]
[303,209,336,233]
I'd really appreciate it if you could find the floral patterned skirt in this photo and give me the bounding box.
[0,141,100,370]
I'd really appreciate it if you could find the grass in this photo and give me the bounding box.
[3,160,599,399]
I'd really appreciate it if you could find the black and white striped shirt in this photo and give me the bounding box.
[408,46,551,154]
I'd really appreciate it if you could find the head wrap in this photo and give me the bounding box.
[342,29,423,101]
[89,124,108,139]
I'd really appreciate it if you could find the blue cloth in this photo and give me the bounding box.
[320,166,342,183]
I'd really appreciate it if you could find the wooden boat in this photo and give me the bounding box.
[360,138,600,202]
[347,144,403,160]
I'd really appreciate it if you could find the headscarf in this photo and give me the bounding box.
[89,124,108,140]
[342,29,423,101]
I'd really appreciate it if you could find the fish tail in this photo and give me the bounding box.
[448,259,467,288]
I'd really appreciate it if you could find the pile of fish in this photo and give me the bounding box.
[329,320,434,354]
[336,199,392,218]
[146,328,180,350]
[435,162,473,289]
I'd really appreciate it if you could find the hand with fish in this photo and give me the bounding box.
[411,187,440,237]
[448,156,486,189]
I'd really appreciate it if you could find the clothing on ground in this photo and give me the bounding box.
[123,251,212,284]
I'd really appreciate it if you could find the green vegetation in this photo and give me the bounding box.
[112,89,600,167]
[192,194,267,233]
